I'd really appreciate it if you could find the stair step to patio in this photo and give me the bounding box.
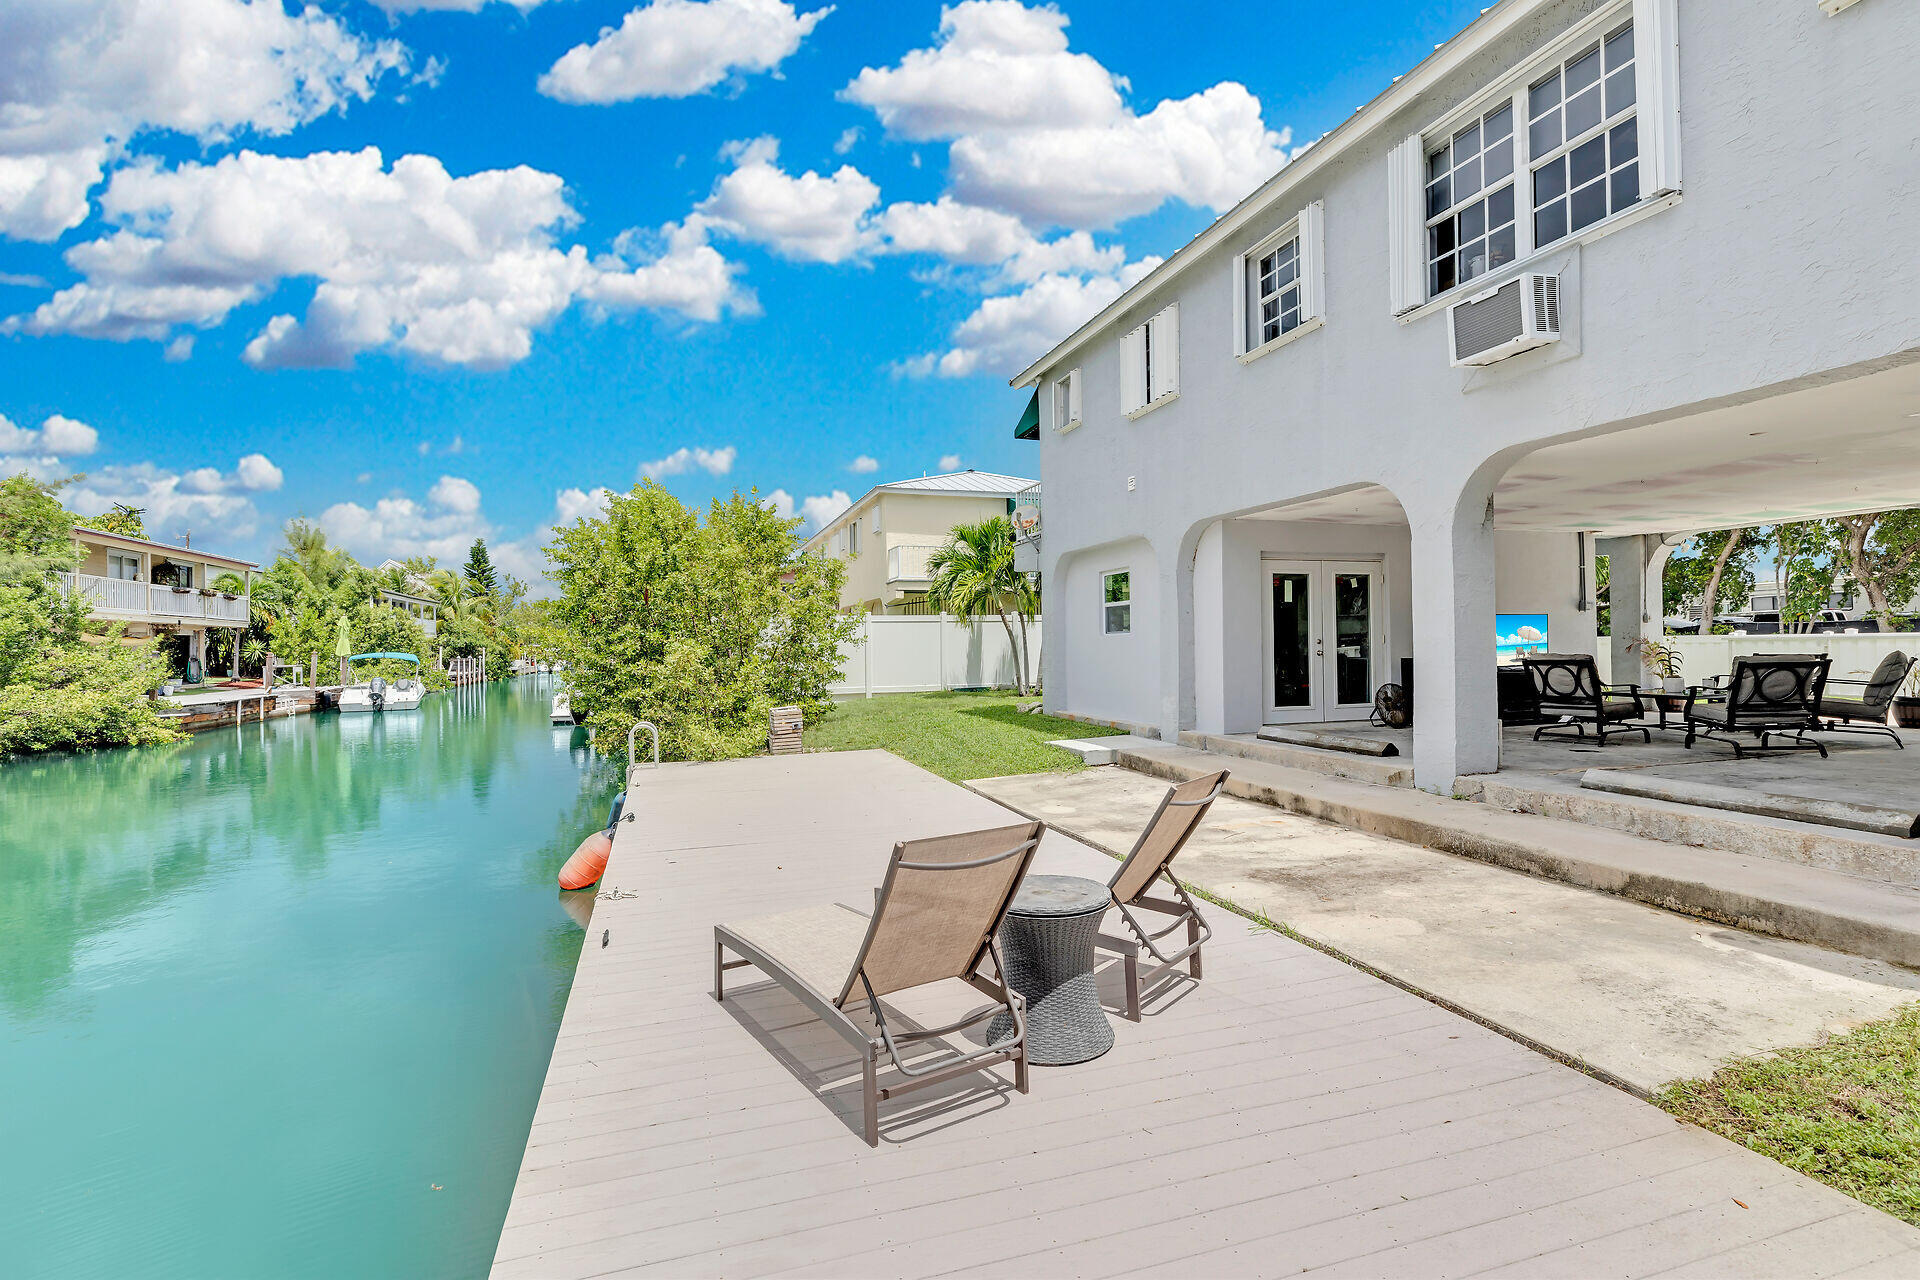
[1178,730,1415,788]
[1467,771,1920,890]
[1046,734,1162,766]
[1114,742,1920,967]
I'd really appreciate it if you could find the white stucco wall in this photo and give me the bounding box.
[1031,0,1920,784]
[1494,531,1596,660]
[1055,538,1158,730]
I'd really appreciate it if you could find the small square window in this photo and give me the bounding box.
[1102,570,1131,635]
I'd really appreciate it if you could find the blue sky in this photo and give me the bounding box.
[0,0,1488,584]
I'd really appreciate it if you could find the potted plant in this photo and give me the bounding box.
[1628,637,1685,693]
[1894,665,1920,729]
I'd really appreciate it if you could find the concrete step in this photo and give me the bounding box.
[1117,742,1920,968]
[1178,730,1415,788]
[1464,771,1920,890]
[1046,734,1162,766]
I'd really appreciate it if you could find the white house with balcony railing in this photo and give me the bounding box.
[61,526,257,679]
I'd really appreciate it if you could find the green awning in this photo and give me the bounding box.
[1013,387,1039,440]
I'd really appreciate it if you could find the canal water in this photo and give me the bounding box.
[0,678,618,1279]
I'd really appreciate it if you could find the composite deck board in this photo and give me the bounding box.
[492,750,1920,1278]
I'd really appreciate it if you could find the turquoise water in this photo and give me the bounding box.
[0,679,617,1279]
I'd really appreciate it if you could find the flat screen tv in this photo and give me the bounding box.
[1496,614,1549,665]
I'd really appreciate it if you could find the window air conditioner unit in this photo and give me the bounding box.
[1448,272,1560,367]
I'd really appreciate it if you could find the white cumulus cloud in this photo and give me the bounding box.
[695,137,879,264]
[539,0,832,104]
[848,455,879,473]
[0,412,100,458]
[639,445,737,480]
[0,0,408,241]
[370,0,552,13]
[800,490,851,531]
[842,0,1290,229]
[235,453,283,491]
[5,148,753,368]
[903,256,1159,378]
[428,475,482,514]
[938,454,962,471]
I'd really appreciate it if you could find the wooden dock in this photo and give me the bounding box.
[491,750,1920,1278]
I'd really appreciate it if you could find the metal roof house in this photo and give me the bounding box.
[800,469,1037,614]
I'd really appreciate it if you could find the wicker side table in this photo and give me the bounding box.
[987,874,1114,1066]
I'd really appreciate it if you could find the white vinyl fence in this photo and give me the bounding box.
[1596,632,1920,686]
[830,614,1042,697]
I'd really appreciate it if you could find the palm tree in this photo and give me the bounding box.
[925,516,1038,695]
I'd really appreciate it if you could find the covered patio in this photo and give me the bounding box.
[491,750,1920,1278]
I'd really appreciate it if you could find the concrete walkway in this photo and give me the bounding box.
[493,750,1920,1278]
[971,767,1920,1094]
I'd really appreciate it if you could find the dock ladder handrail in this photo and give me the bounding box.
[627,719,660,770]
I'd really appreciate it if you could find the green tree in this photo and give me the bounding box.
[547,482,858,761]
[464,539,497,597]
[1829,510,1920,627]
[1664,528,1757,630]
[925,516,1038,695]
[87,503,147,538]
[0,474,176,755]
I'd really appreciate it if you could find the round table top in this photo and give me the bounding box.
[1009,874,1111,919]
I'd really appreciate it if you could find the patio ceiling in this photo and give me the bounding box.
[1244,360,1920,536]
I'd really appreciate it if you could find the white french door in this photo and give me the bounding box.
[1262,559,1385,724]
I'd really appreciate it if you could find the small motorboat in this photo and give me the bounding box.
[550,687,573,724]
[337,652,428,713]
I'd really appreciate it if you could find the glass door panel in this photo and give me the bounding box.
[1332,571,1373,707]
[1270,570,1313,711]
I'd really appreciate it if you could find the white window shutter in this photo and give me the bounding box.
[1634,0,1683,196]
[1067,368,1082,425]
[1298,200,1327,323]
[1149,304,1179,401]
[1387,133,1427,314]
[1232,250,1249,356]
[1121,325,1146,414]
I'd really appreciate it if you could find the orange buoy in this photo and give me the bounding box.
[559,828,613,890]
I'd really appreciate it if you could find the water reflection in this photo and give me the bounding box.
[0,680,619,1279]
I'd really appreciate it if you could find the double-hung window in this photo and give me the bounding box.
[1389,0,1678,314]
[1120,304,1178,417]
[1102,570,1131,634]
[1236,202,1326,357]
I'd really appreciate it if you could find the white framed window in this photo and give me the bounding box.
[1120,304,1179,418]
[1050,368,1082,433]
[1235,201,1326,357]
[107,552,140,581]
[1102,570,1131,634]
[848,522,861,556]
[1388,0,1679,314]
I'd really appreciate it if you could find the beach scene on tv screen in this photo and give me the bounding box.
[1497,614,1550,664]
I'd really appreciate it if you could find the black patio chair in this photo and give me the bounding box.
[1816,650,1911,748]
[1684,653,1830,758]
[1520,653,1649,745]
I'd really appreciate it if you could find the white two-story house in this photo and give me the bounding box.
[62,526,255,678]
[1014,0,1920,789]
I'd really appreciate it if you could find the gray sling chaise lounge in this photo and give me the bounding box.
[714,820,1043,1146]
[1817,650,1912,748]
[1099,769,1229,1019]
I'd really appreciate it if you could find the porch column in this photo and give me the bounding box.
[1191,521,1228,735]
[1408,490,1499,790]
[1599,536,1646,683]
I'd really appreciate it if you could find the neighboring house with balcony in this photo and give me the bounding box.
[800,469,1037,614]
[1012,0,1920,788]
[61,526,256,678]
[377,587,439,638]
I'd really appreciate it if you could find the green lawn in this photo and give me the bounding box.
[805,690,1122,782]
[1657,1005,1920,1226]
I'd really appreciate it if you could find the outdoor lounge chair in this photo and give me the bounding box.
[1098,769,1229,1019]
[713,821,1043,1146]
[1684,653,1830,758]
[1520,653,1649,745]
[1816,650,1912,748]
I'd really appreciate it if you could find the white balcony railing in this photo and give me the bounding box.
[887,540,947,584]
[58,572,249,623]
